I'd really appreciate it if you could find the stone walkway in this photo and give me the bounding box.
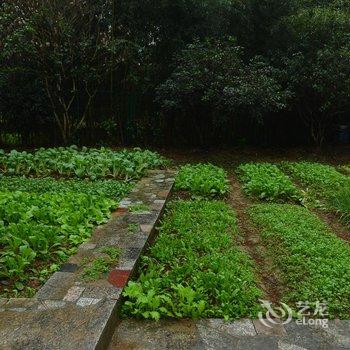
[109,319,350,350]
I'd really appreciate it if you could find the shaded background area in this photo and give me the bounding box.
[0,0,349,149]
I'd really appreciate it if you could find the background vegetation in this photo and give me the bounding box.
[0,0,349,147]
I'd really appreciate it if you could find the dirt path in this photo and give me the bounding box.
[227,174,285,303]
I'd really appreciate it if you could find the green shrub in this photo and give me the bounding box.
[122,200,262,320]
[249,204,350,318]
[175,163,229,198]
[237,163,301,202]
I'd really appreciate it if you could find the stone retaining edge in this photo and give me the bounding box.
[0,169,176,350]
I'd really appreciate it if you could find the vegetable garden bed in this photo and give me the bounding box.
[122,159,350,323]
[237,162,301,202]
[249,204,350,319]
[122,163,263,320]
[122,200,262,320]
[0,147,167,297]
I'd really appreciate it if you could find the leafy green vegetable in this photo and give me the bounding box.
[0,190,117,296]
[122,200,262,320]
[175,163,229,198]
[237,163,301,202]
[0,146,167,180]
[0,176,132,199]
[249,204,350,318]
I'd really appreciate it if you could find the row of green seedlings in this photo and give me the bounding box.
[249,204,350,319]
[0,176,132,199]
[0,146,167,180]
[122,164,263,320]
[0,178,130,297]
[237,161,350,318]
[237,163,302,203]
[282,161,350,227]
[237,161,350,227]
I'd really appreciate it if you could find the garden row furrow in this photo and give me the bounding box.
[235,160,350,319]
[228,175,286,304]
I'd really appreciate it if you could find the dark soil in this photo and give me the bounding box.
[161,145,350,168]
[227,174,286,303]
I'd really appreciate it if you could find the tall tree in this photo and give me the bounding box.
[0,0,133,144]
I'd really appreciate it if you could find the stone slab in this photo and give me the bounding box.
[0,299,117,350]
[253,319,287,336]
[204,318,257,337]
[108,319,350,350]
[35,272,77,300]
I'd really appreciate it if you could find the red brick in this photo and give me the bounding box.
[108,269,131,288]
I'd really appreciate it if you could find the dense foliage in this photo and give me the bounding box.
[175,163,229,198]
[249,204,350,318]
[0,190,117,296]
[157,41,287,145]
[122,200,262,320]
[0,147,167,180]
[0,146,167,296]
[1,0,349,147]
[237,163,301,202]
[0,0,132,144]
